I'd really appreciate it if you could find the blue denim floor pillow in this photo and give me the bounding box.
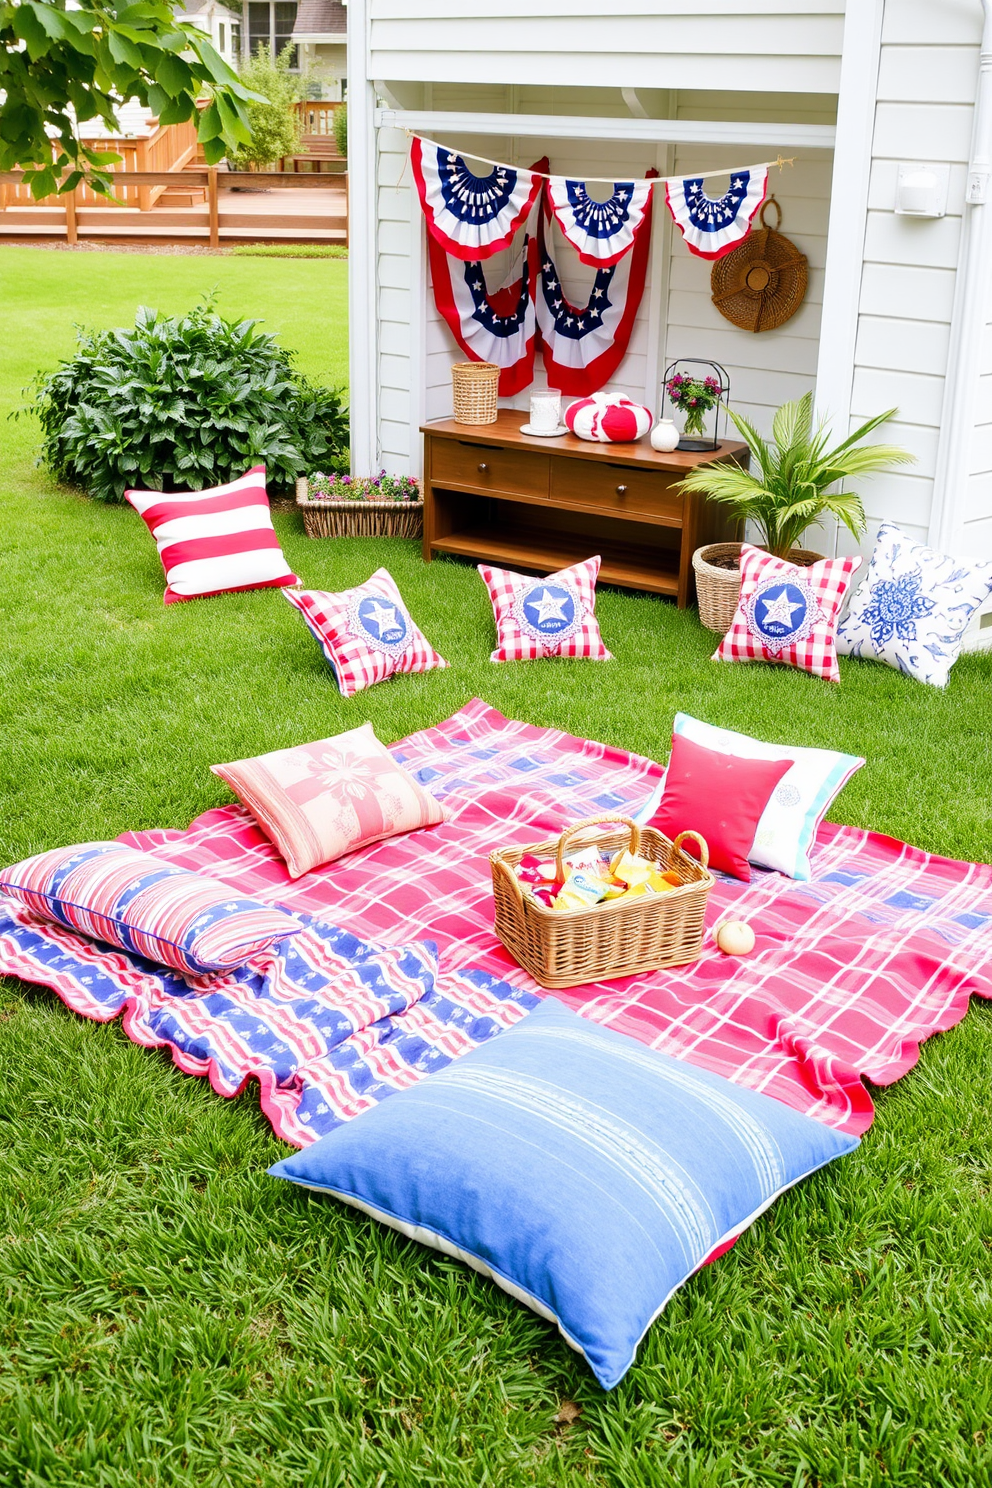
[269,999,858,1389]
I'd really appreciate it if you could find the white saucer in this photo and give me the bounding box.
[519,422,570,438]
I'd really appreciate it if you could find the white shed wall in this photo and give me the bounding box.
[368,3,845,95]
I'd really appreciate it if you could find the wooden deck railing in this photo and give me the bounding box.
[293,99,344,138]
[0,118,198,211]
[0,168,347,246]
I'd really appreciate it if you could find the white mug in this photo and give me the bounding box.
[529,391,562,432]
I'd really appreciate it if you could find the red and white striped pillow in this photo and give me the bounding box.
[126,465,299,604]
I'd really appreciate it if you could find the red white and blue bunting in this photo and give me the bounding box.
[427,224,540,396]
[411,136,543,262]
[545,175,655,267]
[536,187,653,396]
[665,166,769,260]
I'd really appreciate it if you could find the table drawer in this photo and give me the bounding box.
[550,460,683,523]
[430,439,549,499]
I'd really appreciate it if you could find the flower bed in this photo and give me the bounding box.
[297,470,424,539]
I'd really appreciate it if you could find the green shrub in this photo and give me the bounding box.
[28,298,349,501]
[332,103,347,159]
[228,45,302,170]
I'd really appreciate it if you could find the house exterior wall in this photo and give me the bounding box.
[367,2,846,95]
[300,41,348,98]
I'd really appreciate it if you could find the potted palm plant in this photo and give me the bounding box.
[679,392,914,632]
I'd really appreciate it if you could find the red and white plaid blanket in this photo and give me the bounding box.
[4,701,990,1137]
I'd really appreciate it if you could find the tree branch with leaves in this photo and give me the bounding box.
[1,0,266,198]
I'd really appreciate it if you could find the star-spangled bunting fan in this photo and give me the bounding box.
[665,166,769,260]
[536,179,654,396]
[411,136,544,261]
[545,175,655,267]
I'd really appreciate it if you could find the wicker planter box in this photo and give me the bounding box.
[296,477,424,540]
[490,815,713,990]
[692,541,825,634]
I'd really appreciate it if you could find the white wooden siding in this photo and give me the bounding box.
[368,3,845,95]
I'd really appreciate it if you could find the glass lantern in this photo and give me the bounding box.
[662,359,730,452]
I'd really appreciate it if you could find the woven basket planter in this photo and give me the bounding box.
[296,478,424,540]
[490,814,713,990]
[451,360,499,424]
[693,541,825,634]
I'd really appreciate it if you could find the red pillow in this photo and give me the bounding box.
[647,732,791,881]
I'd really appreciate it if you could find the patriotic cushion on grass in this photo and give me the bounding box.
[637,714,864,881]
[836,522,992,688]
[0,842,300,976]
[478,555,612,663]
[714,544,862,684]
[284,570,449,698]
[126,465,299,605]
[212,722,448,879]
[269,998,858,1390]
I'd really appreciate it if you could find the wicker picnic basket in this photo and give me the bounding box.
[451,360,500,424]
[490,814,713,989]
[296,478,424,539]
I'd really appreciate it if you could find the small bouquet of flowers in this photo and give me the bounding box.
[308,470,421,503]
[666,371,723,438]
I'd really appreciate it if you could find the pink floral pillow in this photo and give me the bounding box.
[478,555,612,663]
[211,723,447,878]
[713,544,863,684]
[284,569,448,698]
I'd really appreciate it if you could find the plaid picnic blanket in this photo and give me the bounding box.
[2,700,990,1139]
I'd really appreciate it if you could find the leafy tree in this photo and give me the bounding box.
[27,297,349,501]
[0,0,265,198]
[226,43,301,171]
[332,101,346,159]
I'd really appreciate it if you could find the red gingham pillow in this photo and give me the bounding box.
[713,544,863,684]
[478,555,612,663]
[284,569,448,697]
[126,465,298,604]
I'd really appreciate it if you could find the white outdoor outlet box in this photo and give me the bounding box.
[895,163,950,218]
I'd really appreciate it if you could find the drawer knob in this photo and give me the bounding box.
[616,483,628,495]
[478,462,489,473]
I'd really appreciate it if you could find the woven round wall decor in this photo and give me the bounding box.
[710,198,808,333]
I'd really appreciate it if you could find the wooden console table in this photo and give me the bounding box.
[421,412,746,606]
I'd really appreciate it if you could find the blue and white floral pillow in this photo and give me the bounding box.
[837,523,992,688]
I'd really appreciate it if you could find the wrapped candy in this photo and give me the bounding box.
[553,871,610,912]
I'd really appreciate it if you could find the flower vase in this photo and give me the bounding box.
[649,419,681,453]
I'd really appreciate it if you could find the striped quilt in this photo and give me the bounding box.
[2,700,990,1142]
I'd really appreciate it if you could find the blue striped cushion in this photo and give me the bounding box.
[269,999,859,1389]
[0,842,301,976]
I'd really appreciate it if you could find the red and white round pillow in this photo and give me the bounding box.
[564,393,653,443]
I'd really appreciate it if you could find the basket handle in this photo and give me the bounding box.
[668,830,710,871]
[759,195,782,232]
[554,814,640,881]
[491,851,526,904]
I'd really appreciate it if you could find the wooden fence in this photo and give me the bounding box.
[0,118,198,211]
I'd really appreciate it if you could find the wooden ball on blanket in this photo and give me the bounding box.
[715,920,755,956]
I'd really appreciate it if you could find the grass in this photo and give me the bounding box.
[1,245,991,1487]
[229,244,349,259]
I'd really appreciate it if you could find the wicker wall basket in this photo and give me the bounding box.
[296,479,424,539]
[451,360,500,425]
[693,541,825,633]
[490,814,713,990]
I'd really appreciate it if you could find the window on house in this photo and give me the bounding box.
[218,21,226,51]
[231,21,241,57]
[247,0,298,68]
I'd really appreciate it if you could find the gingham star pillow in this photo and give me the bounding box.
[713,544,862,684]
[478,555,612,663]
[284,569,449,697]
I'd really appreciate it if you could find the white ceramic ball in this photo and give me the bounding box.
[715,920,755,956]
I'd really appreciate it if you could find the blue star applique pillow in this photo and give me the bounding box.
[477,555,612,663]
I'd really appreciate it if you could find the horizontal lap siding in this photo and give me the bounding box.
[842,2,981,557]
[368,4,844,94]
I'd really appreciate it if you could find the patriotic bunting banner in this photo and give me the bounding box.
[545,175,655,267]
[412,136,543,261]
[665,166,769,260]
[536,186,653,396]
[427,227,540,397]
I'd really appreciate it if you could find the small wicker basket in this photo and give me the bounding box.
[451,361,500,424]
[296,478,424,539]
[693,541,825,634]
[490,814,713,990]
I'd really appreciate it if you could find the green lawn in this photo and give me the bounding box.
[1,245,990,1488]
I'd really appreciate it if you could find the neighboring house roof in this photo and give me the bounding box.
[175,0,240,19]
[292,0,347,41]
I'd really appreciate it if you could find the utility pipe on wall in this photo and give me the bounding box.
[928,0,992,555]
